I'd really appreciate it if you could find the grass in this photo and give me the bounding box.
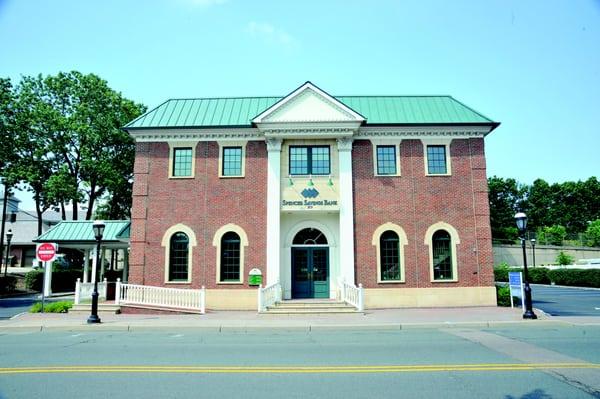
[29,301,73,313]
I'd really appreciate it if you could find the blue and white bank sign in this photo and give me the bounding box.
[508,271,524,310]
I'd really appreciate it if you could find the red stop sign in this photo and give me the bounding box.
[37,243,57,262]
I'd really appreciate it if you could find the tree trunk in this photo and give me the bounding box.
[60,202,66,220]
[34,192,43,236]
[72,197,78,220]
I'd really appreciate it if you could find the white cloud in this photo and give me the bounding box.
[247,21,296,48]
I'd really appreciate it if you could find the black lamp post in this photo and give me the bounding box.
[4,229,12,277]
[530,238,536,268]
[515,212,537,320]
[87,220,105,324]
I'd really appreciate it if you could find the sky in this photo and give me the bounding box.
[0,0,599,209]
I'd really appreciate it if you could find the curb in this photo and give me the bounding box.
[0,319,581,333]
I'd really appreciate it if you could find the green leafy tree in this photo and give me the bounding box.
[586,219,600,247]
[11,75,58,234]
[538,225,567,246]
[487,176,527,241]
[41,71,146,220]
[526,179,553,231]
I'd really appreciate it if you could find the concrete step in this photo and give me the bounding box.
[69,304,121,314]
[264,307,358,314]
[263,300,359,314]
[273,302,350,309]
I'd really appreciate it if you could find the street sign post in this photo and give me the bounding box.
[36,243,58,313]
[508,271,525,310]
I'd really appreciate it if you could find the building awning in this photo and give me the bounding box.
[33,220,130,249]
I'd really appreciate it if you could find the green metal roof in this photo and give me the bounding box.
[34,221,130,243]
[124,95,496,129]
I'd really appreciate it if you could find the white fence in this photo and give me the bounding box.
[338,279,364,311]
[116,280,205,313]
[74,278,108,305]
[258,281,282,312]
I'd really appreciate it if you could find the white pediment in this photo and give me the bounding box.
[253,82,365,124]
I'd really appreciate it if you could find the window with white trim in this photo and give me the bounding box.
[222,147,243,177]
[432,230,452,280]
[220,232,241,282]
[376,145,397,175]
[426,145,447,175]
[380,230,401,281]
[172,147,193,177]
[289,146,330,175]
[168,232,189,281]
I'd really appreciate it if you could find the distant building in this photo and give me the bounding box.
[1,191,68,267]
[124,82,499,310]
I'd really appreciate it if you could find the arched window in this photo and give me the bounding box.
[380,231,400,281]
[432,230,452,280]
[292,228,328,245]
[220,232,241,282]
[169,232,189,281]
[372,223,408,283]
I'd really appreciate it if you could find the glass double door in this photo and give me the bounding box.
[291,247,329,299]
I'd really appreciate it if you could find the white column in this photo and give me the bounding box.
[91,247,97,284]
[337,137,355,284]
[266,138,282,285]
[83,249,90,283]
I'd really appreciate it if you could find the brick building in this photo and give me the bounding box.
[123,82,499,310]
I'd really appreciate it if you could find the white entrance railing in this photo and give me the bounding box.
[258,280,282,312]
[338,278,364,311]
[116,280,206,313]
[74,278,108,305]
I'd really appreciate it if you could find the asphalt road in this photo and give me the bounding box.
[532,284,600,317]
[1,326,599,398]
[0,293,65,319]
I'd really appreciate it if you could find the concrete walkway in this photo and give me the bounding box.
[2,306,597,332]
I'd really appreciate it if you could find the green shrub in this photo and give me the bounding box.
[548,269,600,288]
[494,262,511,282]
[585,219,600,247]
[25,269,82,292]
[496,285,511,307]
[527,268,551,284]
[556,251,574,266]
[0,276,17,294]
[29,301,73,313]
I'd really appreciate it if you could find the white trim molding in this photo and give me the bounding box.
[217,141,247,178]
[129,128,262,142]
[253,82,365,124]
[213,224,249,285]
[424,222,461,283]
[370,139,402,177]
[372,223,408,283]
[167,141,199,179]
[161,224,198,284]
[421,138,452,176]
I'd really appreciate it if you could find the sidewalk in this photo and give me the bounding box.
[2,306,595,332]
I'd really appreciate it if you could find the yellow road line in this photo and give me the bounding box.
[0,363,599,374]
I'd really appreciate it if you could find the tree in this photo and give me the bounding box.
[41,72,146,220]
[538,225,567,246]
[586,219,600,247]
[10,72,145,222]
[487,176,527,241]
[526,179,553,231]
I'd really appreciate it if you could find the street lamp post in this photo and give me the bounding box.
[87,221,105,324]
[515,212,537,320]
[4,229,12,277]
[530,238,536,268]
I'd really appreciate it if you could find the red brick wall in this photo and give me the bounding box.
[353,138,493,289]
[130,141,267,289]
